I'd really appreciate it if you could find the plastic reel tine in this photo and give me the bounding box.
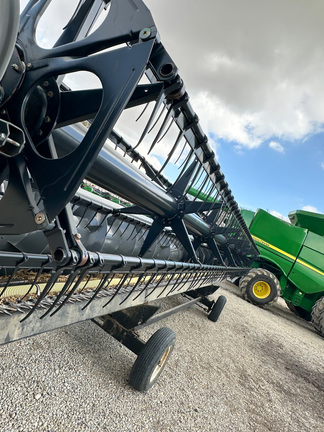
[120,219,132,237]
[138,225,149,241]
[156,272,177,298]
[134,88,166,149]
[145,271,168,298]
[122,273,134,292]
[176,271,192,292]
[135,102,150,123]
[165,272,184,296]
[187,270,202,291]
[174,139,188,165]
[0,253,29,297]
[40,270,79,318]
[132,223,145,241]
[131,272,156,302]
[191,169,207,195]
[105,215,118,235]
[119,273,145,305]
[126,224,137,241]
[102,273,130,307]
[144,272,163,299]
[193,271,207,289]
[84,206,102,229]
[148,105,174,154]
[178,147,194,169]
[111,217,126,237]
[20,270,65,322]
[82,273,113,310]
[20,256,53,301]
[159,232,169,246]
[173,151,194,190]
[49,266,96,316]
[76,201,92,228]
[98,211,110,229]
[78,272,93,293]
[147,104,166,134]
[157,118,174,144]
[196,175,211,201]
[151,136,181,181]
[187,165,204,195]
[204,270,215,286]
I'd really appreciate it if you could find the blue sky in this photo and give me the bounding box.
[145,0,324,219]
[20,0,324,219]
[215,132,324,216]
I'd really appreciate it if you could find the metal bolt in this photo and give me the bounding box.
[27,63,32,69]
[38,129,43,136]
[74,233,82,240]
[43,81,49,88]
[1,109,6,115]
[47,91,54,98]
[35,213,46,224]
[11,63,19,71]
[44,116,51,123]
[139,28,151,40]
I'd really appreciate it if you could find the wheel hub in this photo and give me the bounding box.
[149,345,173,384]
[252,280,271,299]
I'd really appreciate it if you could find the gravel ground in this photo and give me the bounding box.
[0,281,323,432]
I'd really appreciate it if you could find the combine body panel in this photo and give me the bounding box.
[248,209,307,279]
[289,209,324,236]
[241,208,324,337]
[0,0,258,388]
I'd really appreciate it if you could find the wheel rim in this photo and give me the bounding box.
[149,345,173,384]
[252,281,271,299]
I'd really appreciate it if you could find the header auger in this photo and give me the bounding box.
[0,0,258,390]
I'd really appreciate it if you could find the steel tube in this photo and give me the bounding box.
[53,127,224,242]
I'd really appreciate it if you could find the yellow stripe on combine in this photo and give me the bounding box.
[251,235,324,278]
[251,235,296,261]
[295,258,324,278]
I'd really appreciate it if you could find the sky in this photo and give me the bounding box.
[19,0,324,219]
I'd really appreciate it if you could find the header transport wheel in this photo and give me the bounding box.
[239,268,281,307]
[130,327,176,392]
[208,295,227,322]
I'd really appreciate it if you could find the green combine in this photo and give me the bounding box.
[239,208,324,337]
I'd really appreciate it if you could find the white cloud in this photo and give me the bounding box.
[20,0,324,152]
[302,205,319,213]
[269,210,289,222]
[321,162,324,170]
[145,0,324,149]
[269,141,284,153]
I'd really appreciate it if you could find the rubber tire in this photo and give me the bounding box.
[285,301,311,321]
[208,295,227,322]
[130,327,176,392]
[311,297,324,337]
[239,268,281,306]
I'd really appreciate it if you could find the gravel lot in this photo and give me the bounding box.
[0,281,323,432]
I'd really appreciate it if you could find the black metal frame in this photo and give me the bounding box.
[92,289,216,355]
[0,0,258,332]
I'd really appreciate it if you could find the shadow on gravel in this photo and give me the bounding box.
[222,280,317,335]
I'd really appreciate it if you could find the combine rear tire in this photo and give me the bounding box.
[208,295,227,322]
[130,327,176,392]
[239,268,281,306]
[311,297,324,337]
